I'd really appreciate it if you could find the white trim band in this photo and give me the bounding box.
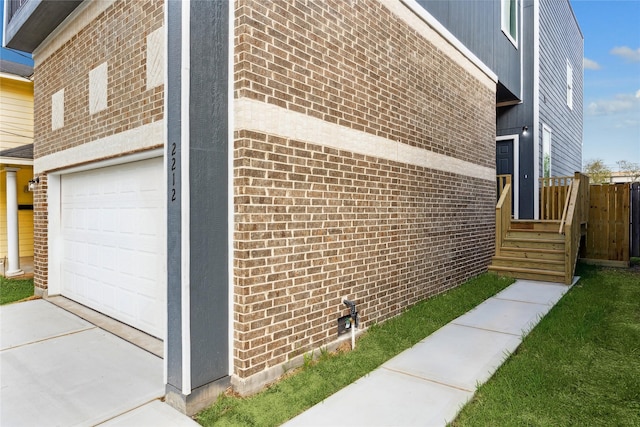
[235,98,495,182]
[34,120,164,174]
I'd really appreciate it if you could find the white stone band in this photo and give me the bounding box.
[235,98,495,182]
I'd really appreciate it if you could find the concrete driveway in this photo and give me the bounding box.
[0,299,198,426]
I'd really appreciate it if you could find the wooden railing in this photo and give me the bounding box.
[539,176,573,220]
[562,172,589,284]
[495,178,512,257]
[497,174,511,201]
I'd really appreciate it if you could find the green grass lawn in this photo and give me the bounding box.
[452,263,640,426]
[196,273,515,427]
[0,276,34,305]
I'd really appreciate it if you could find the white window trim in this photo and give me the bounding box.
[566,59,573,110]
[542,124,552,178]
[501,0,518,48]
[496,135,520,220]
[533,0,540,218]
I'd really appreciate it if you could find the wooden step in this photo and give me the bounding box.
[488,265,566,283]
[502,237,565,251]
[491,256,565,272]
[506,229,564,240]
[510,220,562,232]
[498,247,565,261]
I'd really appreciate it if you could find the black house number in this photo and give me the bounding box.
[171,142,177,202]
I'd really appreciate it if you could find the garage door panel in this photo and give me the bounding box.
[67,208,87,231]
[138,299,161,332]
[85,276,103,306]
[87,244,101,267]
[87,209,102,231]
[100,246,118,271]
[64,240,88,265]
[63,268,84,299]
[116,233,158,253]
[61,158,165,339]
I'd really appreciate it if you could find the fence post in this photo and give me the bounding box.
[632,182,640,258]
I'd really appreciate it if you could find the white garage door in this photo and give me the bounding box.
[61,157,165,339]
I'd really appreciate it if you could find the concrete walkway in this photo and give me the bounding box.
[1,279,574,426]
[0,299,198,427]
[284,278,576,427]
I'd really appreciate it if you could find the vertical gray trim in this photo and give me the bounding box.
[188,0,230,388]
[166,0,183,391]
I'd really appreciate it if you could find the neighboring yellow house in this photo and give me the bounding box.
[0,60,34,276]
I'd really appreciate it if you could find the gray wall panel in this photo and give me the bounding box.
[166,0,231,395]
[497,0,535,218]
[189,0,230,388]
[418,0,521,99]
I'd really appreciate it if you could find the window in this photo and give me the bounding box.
[502,0,518,46]
[566,60,573,110]
[542,126,552,178]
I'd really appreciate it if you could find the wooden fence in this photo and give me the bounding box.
[582,183,630,266]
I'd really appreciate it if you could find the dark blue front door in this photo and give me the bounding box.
[496,139,514,215]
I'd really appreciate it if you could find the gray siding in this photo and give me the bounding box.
[538,0,583,177]
[497,0,536,218]
[418,0,522,100]
[497,0,582,219]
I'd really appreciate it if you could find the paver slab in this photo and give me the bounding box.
[0,328,163,427]
[452,297,551,336]
[99,400,201,427]
[0,299,94,350]
[493,280,570,306]
[383,323,521,391]
[284,368,473,427]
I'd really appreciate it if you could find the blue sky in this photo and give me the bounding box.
[572,0,640,170]
[1,0,638,170]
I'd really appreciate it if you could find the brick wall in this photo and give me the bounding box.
[233,0,497,382]
[234,0,495,169]
[32,176,47,293]
[32,0,163,290]
[33,0,163,160]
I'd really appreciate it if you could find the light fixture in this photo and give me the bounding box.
[522,126,529,135]
[28,177,39,192]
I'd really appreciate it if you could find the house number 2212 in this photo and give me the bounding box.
[170,142,177,202]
